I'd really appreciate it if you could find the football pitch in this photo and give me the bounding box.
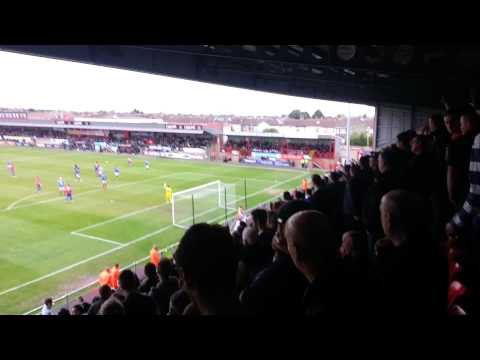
[0,147,321,314]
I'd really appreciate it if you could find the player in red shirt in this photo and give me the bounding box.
[64,184,73,201]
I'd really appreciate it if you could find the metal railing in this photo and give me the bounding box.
[24,242,178,315]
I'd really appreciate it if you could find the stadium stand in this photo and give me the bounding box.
[20,103,479,316]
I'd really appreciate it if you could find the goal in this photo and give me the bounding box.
[172,180,237,229]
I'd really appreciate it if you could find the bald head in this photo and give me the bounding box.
[380,190,428,245]
[285,210,338,282]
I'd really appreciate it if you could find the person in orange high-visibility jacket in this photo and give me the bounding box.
[98,268,111,287]
[302,178,308,193]
[110,264,120,289]
[150,246,160,267]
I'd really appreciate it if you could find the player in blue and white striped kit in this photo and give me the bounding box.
[57,176,65,195]
[101,173,108,191]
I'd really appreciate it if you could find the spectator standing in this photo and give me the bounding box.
[87,285,113,315]
[446,107,480,209]
[374,190,448,314]
[240,201,312,315]
[362,147,406,256]
[138,262,159,294]
[149,257,179,315]
[285,210,352,315]
[116,269,156,315]
[174,223,243,315]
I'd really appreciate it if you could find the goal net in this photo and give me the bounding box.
[172,180,237,229]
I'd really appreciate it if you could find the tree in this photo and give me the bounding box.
[350,132,373,146]
[131,109,143,114]
[288,110,302,119]
[312,109,324,118]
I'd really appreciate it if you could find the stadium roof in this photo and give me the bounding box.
[1,45,480,108]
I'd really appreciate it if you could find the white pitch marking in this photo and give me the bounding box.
[5,191,55,211]
[0,172,303,298]
[71,204,165,233]
[70,232,123,246]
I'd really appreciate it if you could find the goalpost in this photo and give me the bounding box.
[171,180,237,229]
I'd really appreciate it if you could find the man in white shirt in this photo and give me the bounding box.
[41,298,56,315]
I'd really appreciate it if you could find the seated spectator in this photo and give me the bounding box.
[87,285,113,315]
[293,190,305,200]
[77,296,90,314]
[139,262,159,294]
[71,304,84,316]
[57,308,70,316]
[174,223,243,315]
[99,297,125,315]
[283,191,293,201]
[240,200,312,315]
[374,190,448,314]
[285,210,352,315]
[41,298,55,315]
[149,258,179,315]
[168,288,191,316]
[116,269,156,315]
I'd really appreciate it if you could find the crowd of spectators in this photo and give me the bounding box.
[38,104,480,315]
[224,139,334,158]
[0,127,215,154]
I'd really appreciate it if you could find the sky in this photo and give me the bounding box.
[0,50,375,118]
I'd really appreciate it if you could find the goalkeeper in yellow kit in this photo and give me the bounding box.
[164,183,173,205]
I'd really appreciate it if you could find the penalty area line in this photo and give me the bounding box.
[70,232,123,246]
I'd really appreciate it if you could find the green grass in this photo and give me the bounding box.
[0,146,322,314]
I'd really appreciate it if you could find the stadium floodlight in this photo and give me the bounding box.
[171,180,237,229]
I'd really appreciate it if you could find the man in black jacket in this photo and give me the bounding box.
[149,258,179,315]
[87,285,113,315]
[285,210,352,315]
[372,190,448,315]
[362,146,406,256]
[239,200,312,315]
[309,171,345,238]
[115,269,156,315]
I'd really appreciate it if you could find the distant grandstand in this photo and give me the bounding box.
[0,109,373,171]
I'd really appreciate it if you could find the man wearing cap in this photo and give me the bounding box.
[239,200,313,315]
